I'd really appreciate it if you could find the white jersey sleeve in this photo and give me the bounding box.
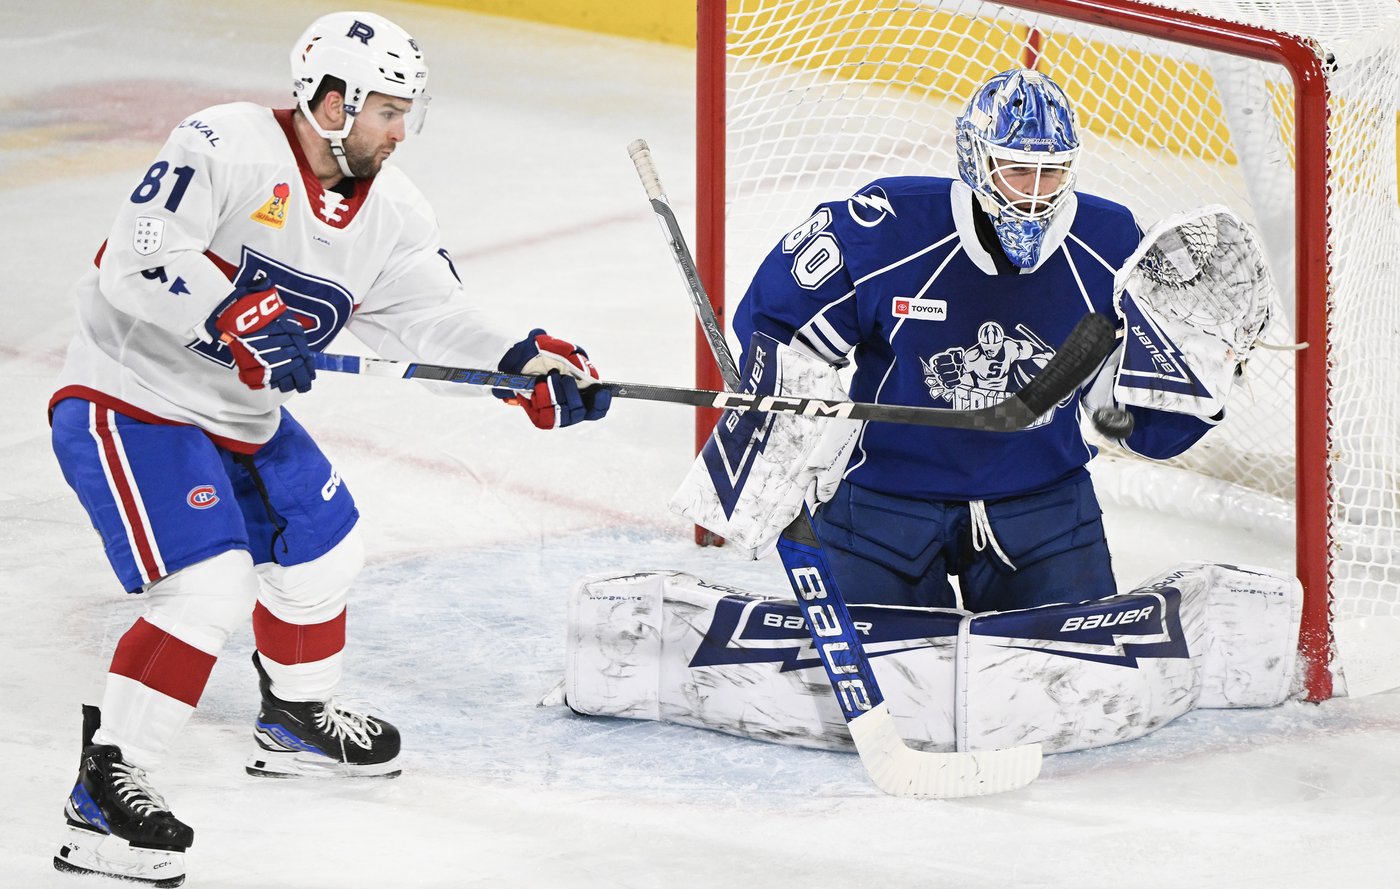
[346,172,514,381]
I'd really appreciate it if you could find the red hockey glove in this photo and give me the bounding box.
[495,329,611,430]
[205,282,315,393]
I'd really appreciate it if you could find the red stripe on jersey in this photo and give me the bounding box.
[109,618,217,707]
[92,407,164,584]
[252,601,347,665]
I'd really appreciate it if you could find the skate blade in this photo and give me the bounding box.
[54,824,186,887]
[245,748,401,779]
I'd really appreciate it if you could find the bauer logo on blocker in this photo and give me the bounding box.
[892,297,947,321]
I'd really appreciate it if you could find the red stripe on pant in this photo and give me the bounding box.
[93,408,163,583]
[108,618,217,708]
[252,602,346,665]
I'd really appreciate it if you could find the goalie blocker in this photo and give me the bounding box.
[558,563,1300,754]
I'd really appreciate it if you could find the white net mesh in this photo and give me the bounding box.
[717,1,1400,632]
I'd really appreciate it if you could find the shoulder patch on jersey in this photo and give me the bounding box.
[132,216,165,256]
[250,182,291,229]
[847,184,896,228]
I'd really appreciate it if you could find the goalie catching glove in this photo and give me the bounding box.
[495,329,611,429]
[204,278,316,393]
[1110,206,1275,419]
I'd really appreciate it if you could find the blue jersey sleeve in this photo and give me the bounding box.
[733,204,861,367]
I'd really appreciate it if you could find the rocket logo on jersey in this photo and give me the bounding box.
[250,183,292,229]
[920,320,1060,426]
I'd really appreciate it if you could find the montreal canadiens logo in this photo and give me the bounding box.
[187,485,219,509]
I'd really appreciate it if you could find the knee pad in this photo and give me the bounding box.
[141,549,260,653]
[255,525,364,623]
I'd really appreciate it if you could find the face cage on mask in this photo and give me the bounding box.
[971,140,1079,223]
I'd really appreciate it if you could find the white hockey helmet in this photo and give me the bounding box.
[291,12,430,171]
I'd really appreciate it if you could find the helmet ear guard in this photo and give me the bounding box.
[290,11,431,174]
[955,69,1081,268]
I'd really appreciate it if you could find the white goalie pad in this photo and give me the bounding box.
[562,563,1301,755]
[1112,206,1276,418]
[669,334,861,559]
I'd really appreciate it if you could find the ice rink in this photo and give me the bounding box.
[3,1,1399,886]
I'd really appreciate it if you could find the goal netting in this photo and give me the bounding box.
[696,0,1400,699]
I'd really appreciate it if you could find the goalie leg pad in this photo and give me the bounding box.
[565,571,963,751]
[564,563,1301,755]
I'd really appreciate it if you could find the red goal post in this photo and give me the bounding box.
[695,0,1400,701]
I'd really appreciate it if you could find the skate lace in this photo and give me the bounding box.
[315,697,382,751]
[111,762,171,817]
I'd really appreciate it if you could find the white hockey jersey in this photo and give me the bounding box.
[52,103,514,450]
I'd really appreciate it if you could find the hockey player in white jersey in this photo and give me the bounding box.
[48,12,608,886]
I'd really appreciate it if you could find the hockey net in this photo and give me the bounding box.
[695,0,1400,700]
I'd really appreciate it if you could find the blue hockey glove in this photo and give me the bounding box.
[495,329,611,430]
[205,282,315,394]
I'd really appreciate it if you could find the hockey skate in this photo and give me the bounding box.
[245,652,402,778]
[54,705,193,888]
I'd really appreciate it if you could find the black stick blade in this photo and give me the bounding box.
[1015,313,1116,418]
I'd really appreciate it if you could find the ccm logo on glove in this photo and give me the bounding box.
[226,291,288,336]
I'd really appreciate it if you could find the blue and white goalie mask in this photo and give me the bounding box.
[956,69,1081,268]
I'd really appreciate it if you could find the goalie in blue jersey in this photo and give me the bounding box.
[710,69,1240,613]
[566,69,1290,761]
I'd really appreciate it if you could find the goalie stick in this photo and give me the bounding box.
[627,138,1113,798]
[310,348,1109,431]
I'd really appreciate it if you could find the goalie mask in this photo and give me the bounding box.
[291,11,431,178]
[956,69,1080,269]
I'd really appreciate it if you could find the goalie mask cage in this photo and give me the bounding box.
[694,0,1400,701]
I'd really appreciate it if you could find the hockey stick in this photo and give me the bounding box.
[310,351,1108,431]
[628,139,1097,798]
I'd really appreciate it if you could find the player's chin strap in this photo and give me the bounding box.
[297,100,357,180]
[629,138,1054,799]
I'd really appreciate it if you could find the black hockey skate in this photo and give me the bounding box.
[245,652,401,778]
[54,705,193,888]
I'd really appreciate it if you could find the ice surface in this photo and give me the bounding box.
[2,2,1398,886]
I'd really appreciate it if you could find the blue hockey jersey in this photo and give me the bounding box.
[732,176,1212,502]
